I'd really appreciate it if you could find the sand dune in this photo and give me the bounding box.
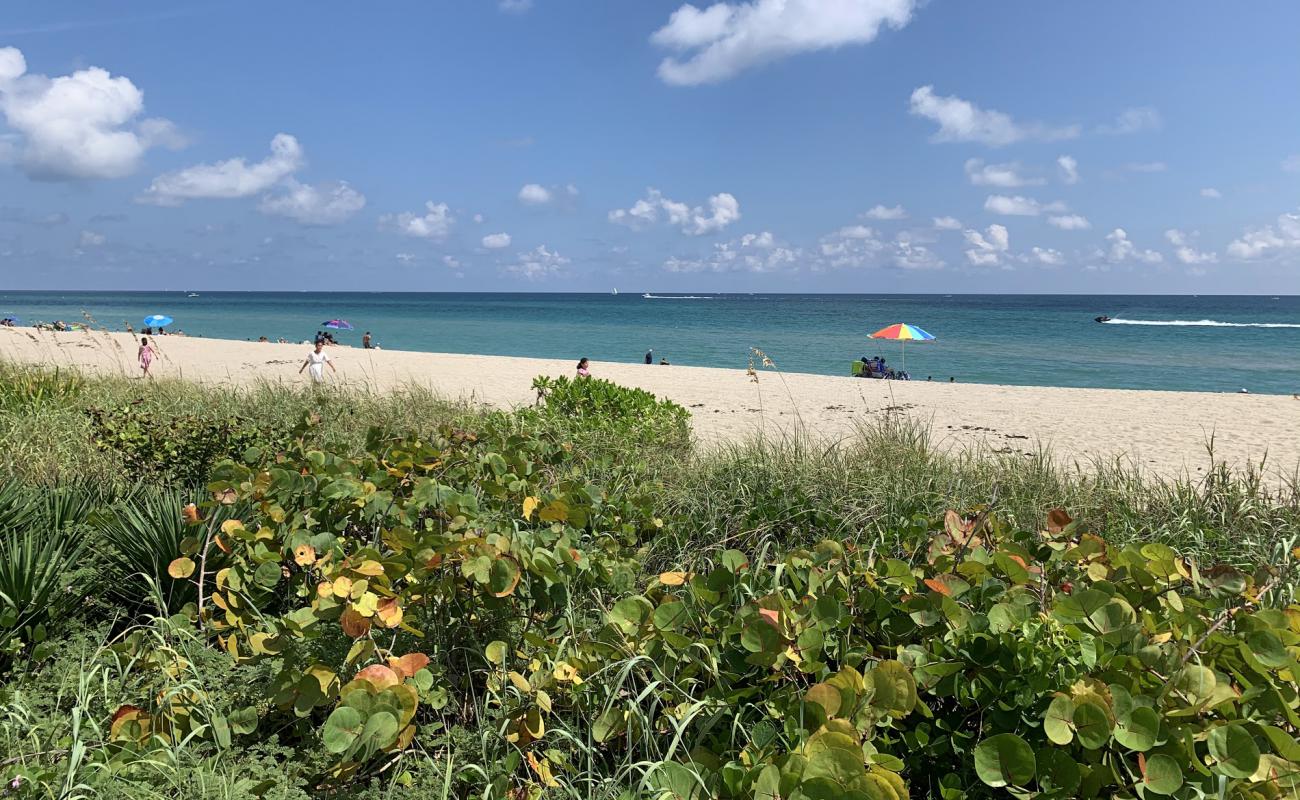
[3,327,1297,481]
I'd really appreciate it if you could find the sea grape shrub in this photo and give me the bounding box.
[87,403,290,486]
[137,419,660,781]
[556,511,1300,799]
[529,375,691,449]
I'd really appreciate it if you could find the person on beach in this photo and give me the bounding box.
[576,357,591,377]
[363,331,372,349]
[138,337,155,378]
[644,349,653,364]
[300,341,336,384]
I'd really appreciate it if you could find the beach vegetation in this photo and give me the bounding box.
[0,365,1298,797]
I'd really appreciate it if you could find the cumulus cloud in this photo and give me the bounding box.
[517,182,577,207]
[1125,161,1167,173]
[258,179,365,225]
[1047,214,1091,230]
[663,230,799,273]
[650,0,916,86]
[1226,210,1300,260]
[932,216,962,230]
[908,86,1079,146]
[1097,107,1162,135]
[481,232,512,249]
[984,195,1065,217]
[609,187,741,235]
[1026,246,1064,266]
[816,225,886,268]
[962,223,1009,266]
[381,201,454,241]
[891,231,944,270]
[965,159,1043,188]
[863,203,907,220]
[1106,228,1163,264]
[78,230,105,248]
[1057,155,1079,184]
[141,133,303,205]
[506,244,568,280]
[1164,229,1216,265]
[0,45,182,180]
[1200,187,1221,199]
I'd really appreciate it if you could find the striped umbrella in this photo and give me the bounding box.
[869,323,935,374]
[322,319,354,331]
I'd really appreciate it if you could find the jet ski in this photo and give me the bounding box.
[1094,315,1111,323]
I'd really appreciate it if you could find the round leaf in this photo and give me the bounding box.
[1142,753,1183,795]
[1114,706,1159,752]
[1043,695,1075,745]
[1072,701,1112,750]
[1035,749,1080,795]
[485,640,508,666]
[1207,724,1260,779]
[974,733,1036,788]
[488,556,521,598]
[167,557,195,579]
[322,706,365,754]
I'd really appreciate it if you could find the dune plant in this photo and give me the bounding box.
[0,528,86,665]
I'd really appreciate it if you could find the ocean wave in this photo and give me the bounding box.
[642,294,713,300]
[1103,318,1300,328]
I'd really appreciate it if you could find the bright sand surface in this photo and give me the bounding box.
[4,327,1298,481]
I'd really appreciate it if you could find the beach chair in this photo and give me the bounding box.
[851,360,865,377]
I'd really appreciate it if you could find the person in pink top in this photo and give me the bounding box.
[576,357,591,377]
[138,337,155,378]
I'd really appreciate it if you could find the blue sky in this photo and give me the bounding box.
[1,0,1298,293]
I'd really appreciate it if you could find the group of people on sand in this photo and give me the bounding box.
[0,317,15,327]
[860,355,910,381]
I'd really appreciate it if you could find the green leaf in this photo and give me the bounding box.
[608,596,652,636]
[1246,629,1289,668]
[229,706,259,735]
[741,618,783,654]
[1142,753,1183,795]
[974,734,1035,788]
[322,706,365,754]
[1043,695,1075,745]
[1113,706,1159,752]
[484,641,508,666]
[1035,748,1080,795]
[1071,701,1112,750]
[253,561,281,590]
[1174,664,1216,703]
[869,660,917,718]
[1207,724,1260,779]
[653,601,688,631]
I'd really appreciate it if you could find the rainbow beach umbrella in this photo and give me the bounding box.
[322,319,354,331]
[869,322,935,374]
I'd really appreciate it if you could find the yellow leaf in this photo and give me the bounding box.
[376,598,403,628]
[317,580,333,598]
[293,544,316,567]
[167,557,196,579]
[523,496,540,520]
[354,592,380,618]
[354,559,385,577]
[659,571,689,586]
[220,519,244,535]
[332,576,353,598]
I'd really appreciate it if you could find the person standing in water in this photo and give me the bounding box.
[299,341,336,384]
[362,331,372,349]
[138,337,155,378]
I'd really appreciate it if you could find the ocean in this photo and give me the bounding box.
[2,291,1298,395]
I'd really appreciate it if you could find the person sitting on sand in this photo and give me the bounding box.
[576,357,591,377]
[300,341,336,384]
[138,337,155,378]
[659,358,670,365]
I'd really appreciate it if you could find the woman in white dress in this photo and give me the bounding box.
[299,341,336,383]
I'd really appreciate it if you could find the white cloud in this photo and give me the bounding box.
[518,183,551,205]
[664,230,798,273]
[984,194,1065,217]
[836,224,878,239]
[908,86,1079,146]
[816,225,886,268]
[608,187,741,235]
[1282,155,1300,173]
[499,0,533,12]
[1199,187,1221,199]
[507,244,568,280]
[1125,161,1167,173]
[443,255,463,270]
[141,133,303,205]
[1164,229,1217,265]
[1057,155,1079,184]
[1226,210,1300,259]
[78,230,105,247]
[1027,246,1064,266]
[863,203,907,220]
[965,158,1043,188]
[481,232,512,249]
[0,45,182,181]
[1047,214,1091,230]
[891,232,944,270]
[1097,107,1162,135]
[1106,228,1163,264]
[381,201,454,241]
[932,216,962,230]
[650,0,916,86]
[395,252,416,263]
[258,179,365,225]
[962,223,1008,266]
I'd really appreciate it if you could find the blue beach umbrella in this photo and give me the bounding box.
[322,319,354,331]
[143,314,173,328]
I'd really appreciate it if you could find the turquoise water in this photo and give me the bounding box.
[2,291,1299,395]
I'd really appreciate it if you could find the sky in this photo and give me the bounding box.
[1,0,1298,294]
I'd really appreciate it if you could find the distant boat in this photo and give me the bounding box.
[612,288,618,295]
[1094,315,1111,323]
[187,292,200,298]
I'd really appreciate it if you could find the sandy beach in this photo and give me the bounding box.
[3,326,1297,481]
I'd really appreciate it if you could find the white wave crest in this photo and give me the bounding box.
[1103,318,1300,328]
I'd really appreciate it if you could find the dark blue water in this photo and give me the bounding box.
[2,292,1298,394]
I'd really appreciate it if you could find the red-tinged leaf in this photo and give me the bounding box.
[925,577,953,596]
[759,608,779,625]
[388,653,431,680]
[1046,508,1073,533]
[355,664,400,690]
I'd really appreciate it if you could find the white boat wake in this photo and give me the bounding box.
[642,294,713,300]
[1103,318,1300,328]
